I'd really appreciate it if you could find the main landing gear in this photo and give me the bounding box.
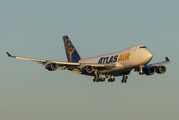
[121,75,128,83]
[93,74,115,82]
[93,73,105,82]
[108,75,115,82]
[93,78,105,82]
[93,74,128,83]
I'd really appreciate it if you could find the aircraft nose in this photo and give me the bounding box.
[147,51,153,60]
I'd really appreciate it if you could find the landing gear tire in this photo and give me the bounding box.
[108,78,115,82]
[121,75,128,83]
[93,78,105,82]
[121,79,124,83]
[121,79,127,83]
[124,79,127,83]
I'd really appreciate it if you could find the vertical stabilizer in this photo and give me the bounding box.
[63,35,81,62]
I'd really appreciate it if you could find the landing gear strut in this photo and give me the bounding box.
[108,75,115,82]
[139,65,144,75]
[93,70,99,82]
[93,75,99,82]
[93,74,105,82]
[121,75,128,83]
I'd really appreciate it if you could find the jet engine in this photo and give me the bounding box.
[82,65,94,74]
[156,66,166,74]
[45,63,58,71]
[143,67,155,75]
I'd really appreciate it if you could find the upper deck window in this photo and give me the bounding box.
[139,46,147,49]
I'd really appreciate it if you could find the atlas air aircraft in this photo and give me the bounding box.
[6,35,171,83]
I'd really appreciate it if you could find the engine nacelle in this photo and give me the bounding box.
[143,67,155,75]
[156,66,166,74]
[82,65,94,74]
[45,63,58,71]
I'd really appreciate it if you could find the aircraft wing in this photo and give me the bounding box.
[6,52,80,66]
[147,57,171,67]
[6,52,115,68]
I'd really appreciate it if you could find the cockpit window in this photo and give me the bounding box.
[139,46,147,48]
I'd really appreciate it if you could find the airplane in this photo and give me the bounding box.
[6,35,171,83]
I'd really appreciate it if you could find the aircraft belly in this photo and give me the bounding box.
[100,64,124,74]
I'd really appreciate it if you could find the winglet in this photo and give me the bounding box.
[6,52,12,57]
[166,57,170,62]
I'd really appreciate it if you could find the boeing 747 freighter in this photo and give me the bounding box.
[6,35,170,83]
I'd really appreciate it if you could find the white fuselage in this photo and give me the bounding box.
[79,45,153,74]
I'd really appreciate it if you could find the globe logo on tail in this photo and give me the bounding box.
[64,37,75,62]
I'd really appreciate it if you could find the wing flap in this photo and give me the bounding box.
[52,61,80,66]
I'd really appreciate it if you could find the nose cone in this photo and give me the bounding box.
[137,48,153,65]
[147,50,153,62]
[148,51,153,59]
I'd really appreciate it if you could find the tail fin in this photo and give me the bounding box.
[63,35,81,62]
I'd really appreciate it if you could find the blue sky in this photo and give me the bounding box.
[1,0,179,120]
